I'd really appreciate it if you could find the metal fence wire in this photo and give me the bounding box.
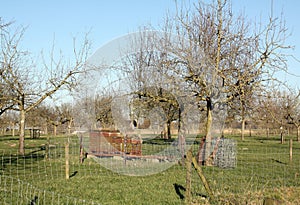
[0,135,299,204]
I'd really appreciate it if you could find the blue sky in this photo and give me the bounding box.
[1,0,299,88]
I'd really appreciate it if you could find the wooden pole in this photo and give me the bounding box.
[289,139,293,162]
[65,139,70,179]
[191,154,214,201]
[185,149,192,204]
[186,149,215,203]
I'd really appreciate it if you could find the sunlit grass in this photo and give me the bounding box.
[0,134,299,204]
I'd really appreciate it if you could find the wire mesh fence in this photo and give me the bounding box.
[0,134,299,204]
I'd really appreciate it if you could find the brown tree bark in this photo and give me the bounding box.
[204,97,213,166]
[241,118,246,141]
[297,126,300,142]
[19,109,26,155]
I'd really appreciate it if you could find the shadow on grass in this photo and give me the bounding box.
[30,196,38,205]
[173,183,185,200]
[143,137,175,145]
[0,136,19,142]
[271,159,288,165]
[0,148,45,170]
[70,171,78,178]
[173,183,208,201]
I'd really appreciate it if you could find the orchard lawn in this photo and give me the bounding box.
[0,133,299,204]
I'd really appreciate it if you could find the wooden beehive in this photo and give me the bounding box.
[89,130,142,156]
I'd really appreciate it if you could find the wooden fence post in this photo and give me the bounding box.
[65,138,70,179]
[186,149,215,203]
[191,156,214,201]
[185,149,192,204]
[289,139,293,162]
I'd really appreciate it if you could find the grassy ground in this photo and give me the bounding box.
[0,134,299,204]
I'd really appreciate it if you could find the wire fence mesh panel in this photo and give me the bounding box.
[0,134,299,204]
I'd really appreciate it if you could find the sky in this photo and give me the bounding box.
[1,0,299,89]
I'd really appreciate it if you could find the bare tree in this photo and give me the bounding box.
[95,94,114,129]
[38,103,74,136]
[0,110,18,136]
[131,86,180,139]
[0,21,91,155]
[113,31,181,139]
[154,0,239,165]
[281,89,300,141]
[150,0,292,165]
[257,89,284,137]
[0,19,16,116]
[56,103,74,135]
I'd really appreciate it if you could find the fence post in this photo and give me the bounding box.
[289,139,293,162]
[65,138,70,179]
[191,155,214,202]
[185,149,192,204]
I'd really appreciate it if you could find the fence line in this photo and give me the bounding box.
[0,135,299,204]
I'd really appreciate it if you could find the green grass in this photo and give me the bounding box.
[0,134,299,204]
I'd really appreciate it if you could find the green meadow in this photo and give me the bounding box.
[0,134,299,204]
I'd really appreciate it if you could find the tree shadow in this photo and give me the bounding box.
[0,136,19,142]
[271,159,287,165]
[0,149,45,170]
[173,183,208,201]
[70,171,78,178]
[173,183,186,200]
[0,135,47,142]
[30,196,38,205]
[142,137,175,145]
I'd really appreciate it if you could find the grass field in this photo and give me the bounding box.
[0,133,299,204]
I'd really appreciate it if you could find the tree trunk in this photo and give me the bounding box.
[12,126,15,137]
[280,129,284,144]
[167,120,171,139]
[45,135,50,159]
[67,118,73,135]
[199,97,213,166]
[249,123,252,137]
[204,107,213,166]
[241,118,245,141]
[44,123,48,135]
[53,125,57,136]
[11,121,15,137]
[19,109,26,155]
[297,126,300,142]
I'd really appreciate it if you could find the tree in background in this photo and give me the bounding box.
[38,104,74,136]
[0,20,91,155]
[255,87,300,142]
[0,20,16,116]
[95,94,114,129]
[115,32,181,138]
[131,86,180,139]
[282,89,300,141]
